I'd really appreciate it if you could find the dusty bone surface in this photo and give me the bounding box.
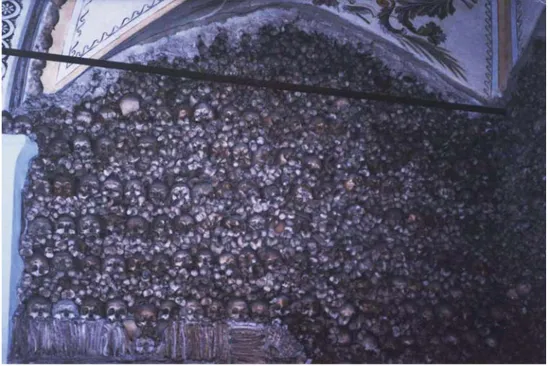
[4,24,545,363]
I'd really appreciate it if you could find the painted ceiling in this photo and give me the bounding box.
[1,0,546,108]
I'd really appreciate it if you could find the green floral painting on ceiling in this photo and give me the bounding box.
[312,0,479,81]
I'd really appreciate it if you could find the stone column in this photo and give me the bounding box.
[2,135,37,363]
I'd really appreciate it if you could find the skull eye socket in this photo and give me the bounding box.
[82,307,90,315]
[107,308,115,316]
[32,264,39,272]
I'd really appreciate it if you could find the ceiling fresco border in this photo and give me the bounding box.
[1,0,545,109]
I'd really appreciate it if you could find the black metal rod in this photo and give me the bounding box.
[3,47,506,115]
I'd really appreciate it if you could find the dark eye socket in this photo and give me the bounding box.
[32,264,39,271]
[117,309,127,316]
[107,308,115,316]
[82,307,90,315]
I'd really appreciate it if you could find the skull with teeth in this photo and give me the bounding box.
[102,177,123,202]
[82,255,102,272]
[124,179,146,205]
[80,297,105,320]
[28,216,53,244]
[102,255,126,276]
[72,134,93,158]
[94,136,115,159]
[152,215,172,241]
[238,247,263,276]
[26,296,52,319]
[52,299,79,320]
[149,181,168,206]
[79,215,103,240]
[25,253,50,277]
[227,298,249,321]
[173,250,193,269]
[56,215,77,237]
[170,183,191,207]
[158,300,179,320]
[126,216,149,239]
[52,175,74,197]
[180,299,204,321]
[173,215,195,234]
[52,252,75,273]
[106,299,128,322]
[78,175,100,198]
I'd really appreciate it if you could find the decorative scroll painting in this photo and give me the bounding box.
[2,0,544,101]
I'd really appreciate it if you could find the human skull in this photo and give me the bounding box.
[102,177,123,201]
[126,254,146,273]
[25,253,50,277]
[78,215,102,239]
[126,216,149,238]
[26,296,52,319]
[138,136,157,156]
[196,248,214,268]
[149,181,168,206]
[52,175,74,197]
[337,303,356,326]
[180,299,204,321]
[82,255,101,272]
[51,252,75,273]
[56,215,77,237]
[33,177,51,197]
[173,250,193,269]
[152,215,172,241]
[94,136,115,158]
[134,303,157,328]
[106,299,127,322]
[270,295,290,317]
[103,255,126,276]
[72,134,93,158]
[207,300,225,321]
[158,300,179,321]
[151,254,169,274]
[52,299,79,320]
[78,174,100,198]
[250,300,270,322]
[124,179,146,205]
[49,137,71,157]
[28,216,53,242]
[80,297,104,320]
[173,215,195,234]
[227,298,249,321]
